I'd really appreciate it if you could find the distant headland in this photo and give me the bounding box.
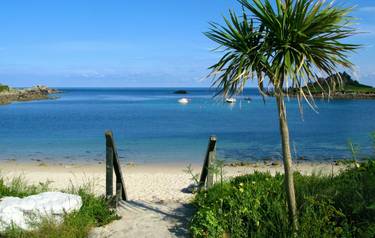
[286,72,375,99]
[0,85,60,105]
[265,72,375,99]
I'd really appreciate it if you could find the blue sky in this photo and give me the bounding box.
[0,0,374,87]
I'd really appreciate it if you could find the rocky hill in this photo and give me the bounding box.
[287,72,375,99]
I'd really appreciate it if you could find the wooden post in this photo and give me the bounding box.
[199,136,217,189]
[113,145,128,201]
[116,182,122,207]
[206,150,216,189]
[105,131,114,199]
[105,130,128,202]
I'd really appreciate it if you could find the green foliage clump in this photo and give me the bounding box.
[0,177,118,238]
[190,160,375,238]
[0,177,50,198]
[0,84,9,93]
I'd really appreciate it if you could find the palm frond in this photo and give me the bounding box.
[205,10,268,97]
[238,0,360,97]
[207,0,360,103]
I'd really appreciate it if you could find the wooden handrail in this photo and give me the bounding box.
[105,131,128,203]
[199,136,217,190]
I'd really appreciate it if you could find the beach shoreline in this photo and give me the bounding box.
[0,160,346,203]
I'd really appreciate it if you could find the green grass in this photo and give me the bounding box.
[0,176,119,238]
[0,177,51,198]
[190,160,375,238]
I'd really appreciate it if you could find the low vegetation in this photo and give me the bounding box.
[190,133,375,237]
[0,84,9,93]
[190,160,375,237]
[0,177,118,238]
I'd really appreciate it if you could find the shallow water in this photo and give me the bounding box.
[0,88,374,164]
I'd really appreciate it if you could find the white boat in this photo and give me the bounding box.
[225,98,236,103]
[178,98,189,104]
[244,97,252,101]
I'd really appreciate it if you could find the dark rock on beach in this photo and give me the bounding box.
[0,85,61,105]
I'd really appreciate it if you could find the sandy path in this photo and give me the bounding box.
[89,201,194,238]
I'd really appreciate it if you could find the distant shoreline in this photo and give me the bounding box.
[277,92,375,100]
[2,86,375,100]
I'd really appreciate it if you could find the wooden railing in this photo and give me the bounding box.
[105,131,128,205]
[198,136,217,190]
[105,132,216,202]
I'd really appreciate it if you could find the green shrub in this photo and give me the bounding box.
[0,84,9,92]
[0,176,51,198]
[190,161,375,238]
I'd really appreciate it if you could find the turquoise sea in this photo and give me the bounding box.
[0,88,374,164]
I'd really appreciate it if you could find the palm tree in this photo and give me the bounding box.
[206,0,359,231]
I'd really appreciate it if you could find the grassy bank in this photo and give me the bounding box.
[0,177,118,238]
[190,160,375,237]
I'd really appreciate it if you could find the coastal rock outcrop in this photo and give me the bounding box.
[0,85,61,105]
[265,72,375,99]
[173,90,189,94]
[287,72,375,99]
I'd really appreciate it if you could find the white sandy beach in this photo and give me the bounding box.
[0,161,345,202]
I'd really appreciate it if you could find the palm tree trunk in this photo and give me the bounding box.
[275,90,298,232]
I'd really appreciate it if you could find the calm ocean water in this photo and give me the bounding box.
[0,88,374,164]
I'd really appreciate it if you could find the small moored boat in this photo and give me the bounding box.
[225,98,236,103]
[178,98,189,104]
[244,97,252,101]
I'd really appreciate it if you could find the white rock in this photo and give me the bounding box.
[0,192,82,231]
